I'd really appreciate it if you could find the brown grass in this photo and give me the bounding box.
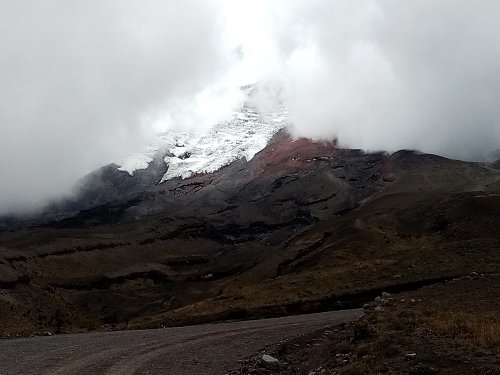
[420,311,500,348]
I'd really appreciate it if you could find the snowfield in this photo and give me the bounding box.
[119,93,288,182]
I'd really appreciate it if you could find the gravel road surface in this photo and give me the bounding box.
[0,309,362,375]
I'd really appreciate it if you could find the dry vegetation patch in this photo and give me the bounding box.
[230,274,500,375]
[420,311,500,349]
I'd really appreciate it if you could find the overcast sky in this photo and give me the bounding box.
[1,0,500,214]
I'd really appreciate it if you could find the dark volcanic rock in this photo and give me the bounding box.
[0,131,499,334]
[491,158,500,170]
[33,131,388,227]
[56,153,169,213]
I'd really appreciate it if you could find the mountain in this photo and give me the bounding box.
[0,98,499,335]
[26,86,288,224]
[120,87,288,182]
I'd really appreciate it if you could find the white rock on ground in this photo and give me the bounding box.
[261,354,281,369]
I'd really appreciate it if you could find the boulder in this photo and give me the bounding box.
[260,354,281,370]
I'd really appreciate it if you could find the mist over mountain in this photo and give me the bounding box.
[1,0,500,214]
[0,0,230,214]
[279,1,500,160]
[1,4,500,373]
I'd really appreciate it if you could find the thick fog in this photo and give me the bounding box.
[1,0,500,214]
[233,0,500,160]
[0,0,229,213]
[281,1,500,160]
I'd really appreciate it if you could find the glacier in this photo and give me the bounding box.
[118,90,288,182]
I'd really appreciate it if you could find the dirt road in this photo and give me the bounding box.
[0,309,362,375]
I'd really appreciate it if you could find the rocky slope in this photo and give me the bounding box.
[0,127,499,335]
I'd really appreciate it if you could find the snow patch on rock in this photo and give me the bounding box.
[161,102,288,181]
[118,87,288,181]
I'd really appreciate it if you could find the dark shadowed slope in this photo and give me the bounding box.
[0,132,499,335]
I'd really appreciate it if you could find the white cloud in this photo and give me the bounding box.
[0,0,229,213]
[1,0,500,214]
[240,1,500,160]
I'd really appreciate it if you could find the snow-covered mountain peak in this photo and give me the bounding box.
[118,87,288,182]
